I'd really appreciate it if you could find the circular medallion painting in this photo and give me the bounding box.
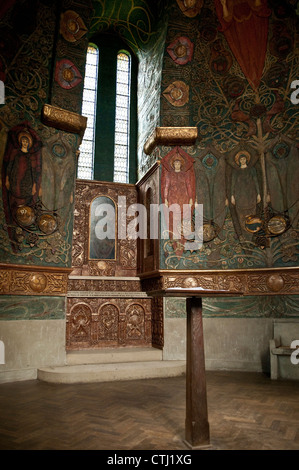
[15,205,35,227]
[37,214,58,234]
[267,215,287,235]
[245,215,263,233]
[203,223,217,242]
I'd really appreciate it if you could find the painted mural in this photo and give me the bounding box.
[159,0,299,271]
[160,146,196,257]
[0,0,90,267]
[89,0,158,53]
[0,0,298,334]
[0,295,65,320]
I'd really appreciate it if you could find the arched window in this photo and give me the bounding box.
[113,52,131,184]
[78,38,137,184]
[78,44,99,180]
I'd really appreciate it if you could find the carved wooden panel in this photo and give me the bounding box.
[66,297,152,349]
[71,180,138,276]
[68,277,142,293]
[151,296,164,349]
[98,303,119,342]
[69,302,92,344]
[0,263,70,295]
[140,267,299,297]
[137,162,160,274]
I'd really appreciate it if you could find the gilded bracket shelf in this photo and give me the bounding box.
[143,127,198,155]
[42,104,87,140]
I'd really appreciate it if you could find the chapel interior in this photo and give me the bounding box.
[0,0,299,451]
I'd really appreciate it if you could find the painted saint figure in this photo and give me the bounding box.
[194,149,228,242]
[161,146,196,256]
[1,122,42,249]
[230,150,261,241]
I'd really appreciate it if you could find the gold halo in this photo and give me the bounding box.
[174,44,187,58]
[67,18,80,34]
[235,150,251,166]
[18,131,33,149]
[170,153,185,169]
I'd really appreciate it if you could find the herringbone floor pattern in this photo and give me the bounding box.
[0,370,298,450]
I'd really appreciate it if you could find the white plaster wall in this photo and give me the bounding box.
[0,320,67,383]
[0,315,295,383]
[163,316,273,374]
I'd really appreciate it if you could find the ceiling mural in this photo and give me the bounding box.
[89,0,167,55]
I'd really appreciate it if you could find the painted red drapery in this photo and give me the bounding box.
[160,147,196,256]
[214,0,271,90]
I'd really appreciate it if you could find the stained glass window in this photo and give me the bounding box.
[113,52,131,184]
[78,44,99,180]
[78,44,134,183]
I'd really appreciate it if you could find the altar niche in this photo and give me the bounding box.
[89,195,116,261]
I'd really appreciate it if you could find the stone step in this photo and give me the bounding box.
[37,360,186,384]
[66,347,162,365]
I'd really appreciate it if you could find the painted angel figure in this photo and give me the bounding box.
[161,146,196,255]
[230,150,261,240]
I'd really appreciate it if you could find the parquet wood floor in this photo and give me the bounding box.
[0,370,298,451]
